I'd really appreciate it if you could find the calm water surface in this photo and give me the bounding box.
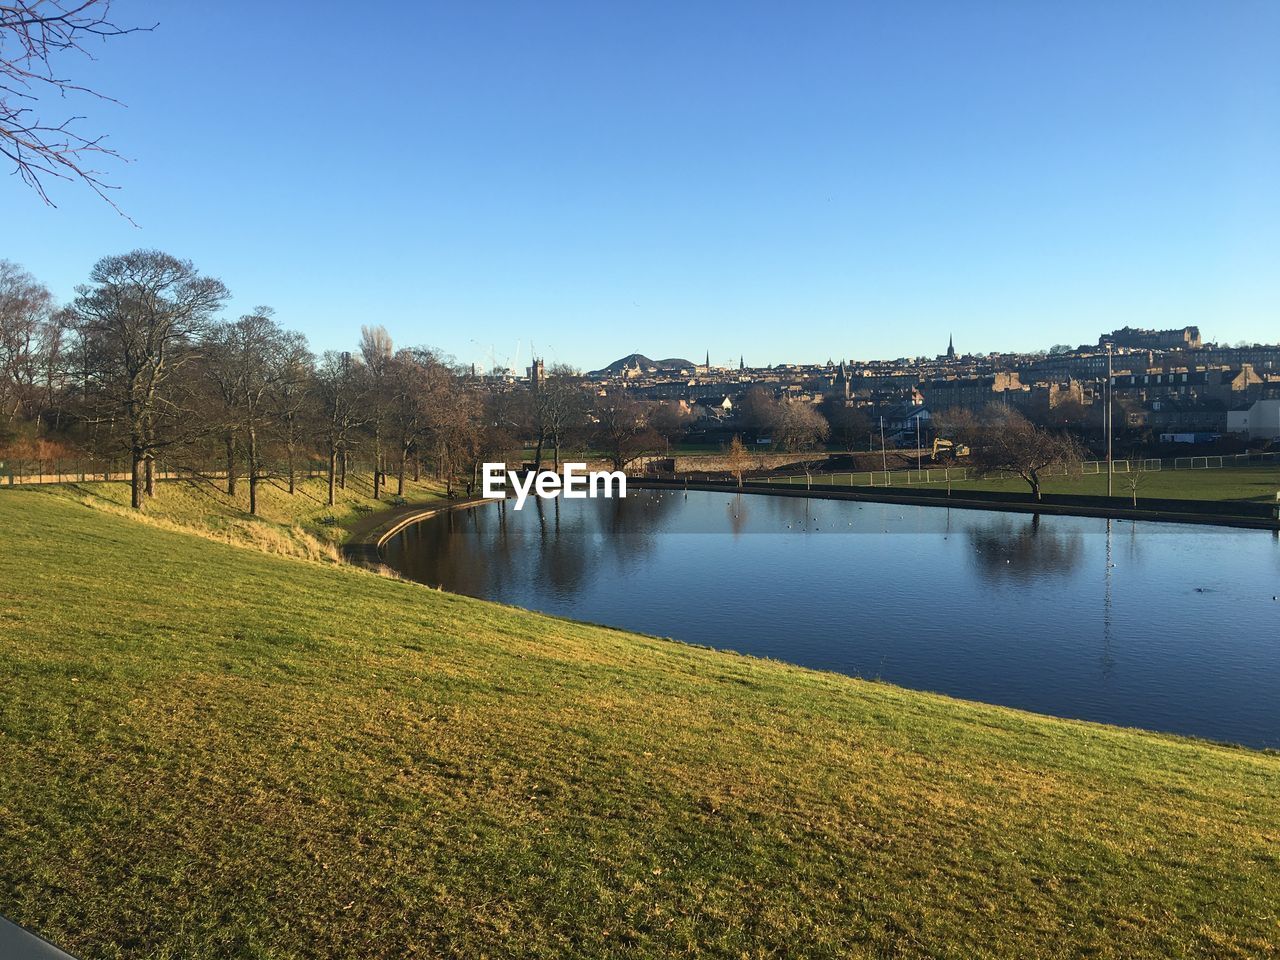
[384,490,1280,748]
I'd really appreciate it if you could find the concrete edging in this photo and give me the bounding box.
[633,479,1280,531]
[341,497,493,567]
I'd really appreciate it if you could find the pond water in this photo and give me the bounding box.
[383,490,1280,748]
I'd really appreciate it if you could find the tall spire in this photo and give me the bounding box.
[946,333,956,360]
[705,349,710,369]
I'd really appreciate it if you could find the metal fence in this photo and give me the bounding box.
[0,458,335,487]
[704,449,1279,490]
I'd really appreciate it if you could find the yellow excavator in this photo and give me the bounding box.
[931,437,970,461]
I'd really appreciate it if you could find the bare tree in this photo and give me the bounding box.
[0,258,56,429]
[725,434,750,488]
[1120,466,1149,507]
[771,400,829,452]
[594,389,661,472]
[199,322,245,495]
[71,250,227,508]
[423,370,482,497]
[359,325,393,499]
[387,346,445,496]
[266,330,315,495]
[1,1,151,210]
[971,406,1084,501]
[737,386,778,442]
[535,363,590,469]
[315,350,366,506]
[648,400,693,453]
[825,403,870,452]
[202,308,298,515]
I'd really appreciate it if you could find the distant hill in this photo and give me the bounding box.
[591,353,696,376]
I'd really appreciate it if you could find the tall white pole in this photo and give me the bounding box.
[1106,343,1113,498]
[880,416,887,471]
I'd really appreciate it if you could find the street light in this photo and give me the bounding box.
[1106,342,1113,498]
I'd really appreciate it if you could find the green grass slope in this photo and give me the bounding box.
[1,488,1277,959]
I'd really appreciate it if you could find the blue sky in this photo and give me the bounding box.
[4,1,1277,370]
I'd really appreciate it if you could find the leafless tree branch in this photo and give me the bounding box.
[1,1,154,217]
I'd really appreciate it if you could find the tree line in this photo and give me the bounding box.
[0,251,722,510]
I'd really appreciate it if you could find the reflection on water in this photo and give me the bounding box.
[384,490,1280,748]
[967,513,1085,583]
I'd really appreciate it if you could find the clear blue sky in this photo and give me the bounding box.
[5,0,1277,370]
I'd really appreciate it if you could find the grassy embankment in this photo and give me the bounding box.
[32,471,449,563]
[772,464,1280,503]
[1,485,1278,958]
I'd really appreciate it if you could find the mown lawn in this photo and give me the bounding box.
[773,464,1280,503]
[952,465,1280,502]
[1,487,1277,958]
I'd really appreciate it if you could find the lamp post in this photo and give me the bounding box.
[1106,342,1113,498]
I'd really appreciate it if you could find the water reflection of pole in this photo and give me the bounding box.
[1101,518,1115,678]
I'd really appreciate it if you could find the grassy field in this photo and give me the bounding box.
[2,487,1279,958]
[771,464,1280,503]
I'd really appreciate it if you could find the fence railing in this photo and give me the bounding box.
[0,458,335,487]
[675,449,1279,491]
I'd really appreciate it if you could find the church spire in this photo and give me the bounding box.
[946,333,956,360]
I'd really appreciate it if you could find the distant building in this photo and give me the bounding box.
[527,358,545,389]
[1227,399,1280,441]
[946,334,956,361]
[693,396,734,420]
[920,372,1026,411]
[1102,326,1202,350]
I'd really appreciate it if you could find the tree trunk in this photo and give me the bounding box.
[131,449,144,509]
[533,429,544,470]
[412,455,419,482]
[339,448,347,490]
[327,446,337,506]
[225,432,237,496]
[372,430,382,499]
[398,449,407,496]
[248,426,259,516]
[553,434,560,471]
[144,455,156,498]
[287,442,296,495]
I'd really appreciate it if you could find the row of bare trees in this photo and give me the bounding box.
[1,250,703,511]
[0,251,526,511]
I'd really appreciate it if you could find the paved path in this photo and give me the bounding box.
[0,916,78,959]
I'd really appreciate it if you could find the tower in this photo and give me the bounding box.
[946,334,956,361]
[739,354,744,371]
[705,349,711,370]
